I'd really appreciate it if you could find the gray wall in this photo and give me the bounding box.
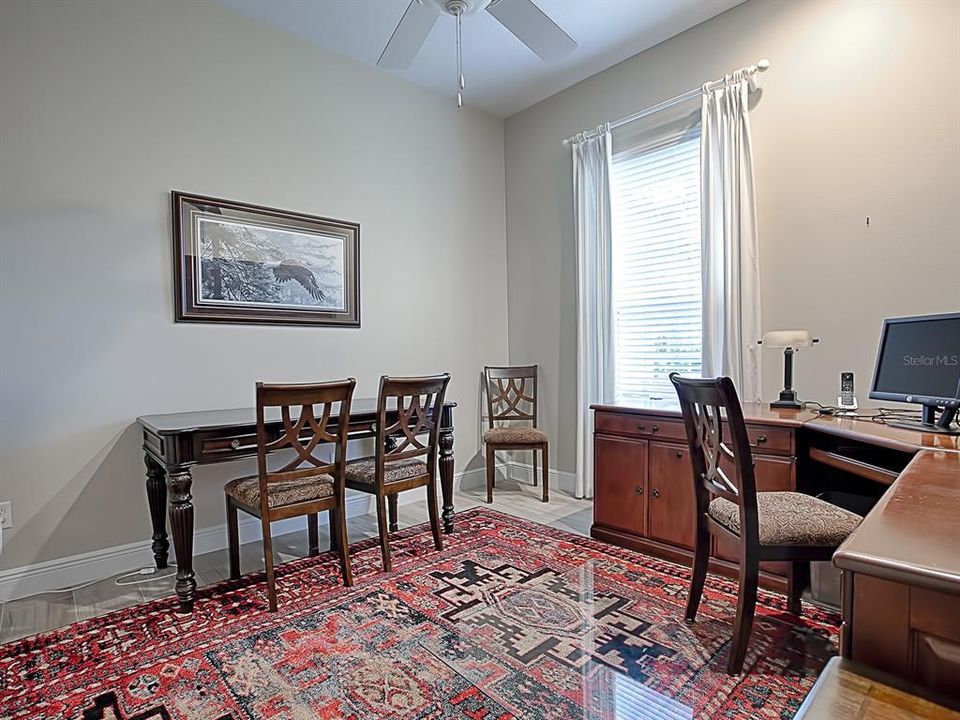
[504,0,960,475]
[2,0,958,572]
[0,0,508,571]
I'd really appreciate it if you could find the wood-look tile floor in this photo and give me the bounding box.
[0,481,592,644]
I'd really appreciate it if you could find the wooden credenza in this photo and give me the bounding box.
[591,403,812,597]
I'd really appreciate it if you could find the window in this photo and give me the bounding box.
[610,127,702,406]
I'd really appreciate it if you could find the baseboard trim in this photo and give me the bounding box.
[506,460,579,495]
[0,468,484,603]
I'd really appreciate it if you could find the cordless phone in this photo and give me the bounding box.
[838,372,857,411]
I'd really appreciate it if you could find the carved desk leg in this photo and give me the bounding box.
[439,426,455,534]
[167,467,197,614]
[144,455,169,569]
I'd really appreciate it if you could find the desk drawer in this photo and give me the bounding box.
[198,432,259,458]
[595,412,686,441]
[745,424,793,456]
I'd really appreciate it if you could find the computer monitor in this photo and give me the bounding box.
[870,312,960,435]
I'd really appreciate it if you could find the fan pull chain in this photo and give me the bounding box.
[455,9,463,108]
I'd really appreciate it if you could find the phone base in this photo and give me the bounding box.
[837,396,858,413]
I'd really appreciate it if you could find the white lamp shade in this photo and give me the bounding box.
[761,330,816,348]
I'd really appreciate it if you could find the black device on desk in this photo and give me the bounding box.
[870,312,960,435]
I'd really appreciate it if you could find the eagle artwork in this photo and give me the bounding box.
[174,192,359,327]
[269,258,325,302]
[196,217,344,310]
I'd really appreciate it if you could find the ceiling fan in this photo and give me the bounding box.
[378,0,577,107]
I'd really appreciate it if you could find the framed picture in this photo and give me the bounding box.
[172,191,360,327]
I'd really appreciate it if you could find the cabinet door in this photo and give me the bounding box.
[594,434,647,537]
[648,442,697,550]
[712,455,796,576]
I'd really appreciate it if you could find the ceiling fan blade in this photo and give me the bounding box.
[487,0,576,62]
[377,0,441,70]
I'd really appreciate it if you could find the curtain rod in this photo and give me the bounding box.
[561,59,770,146]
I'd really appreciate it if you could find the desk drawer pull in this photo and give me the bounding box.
[651,488,661,499]
[230,439,241,450]
[752,434,767,446]
[675,450,684,459]
[637,423,646,432]
[634,484,643,495]
[652,424,660,434]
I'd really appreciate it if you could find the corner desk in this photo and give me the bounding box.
[590,402,960,695]
[138,399,457,614]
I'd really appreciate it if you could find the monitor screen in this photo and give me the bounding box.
[872,314,960,401]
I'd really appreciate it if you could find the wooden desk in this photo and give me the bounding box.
[138,399,457,613]
[591,403,960,693]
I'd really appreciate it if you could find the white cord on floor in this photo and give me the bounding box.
[114,564,178,587]
[5,564,180,601]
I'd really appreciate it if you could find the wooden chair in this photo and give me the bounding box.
[669,373,861,675]
[225,379,356,612]
[345,373,450,572]
[483,365,549,503]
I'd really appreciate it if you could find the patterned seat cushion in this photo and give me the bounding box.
[708,491,862,546]
[225,473,333,509]
[345,457,428,485]
[483,427,548,445]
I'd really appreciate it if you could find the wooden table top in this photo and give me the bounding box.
[834,449,960,594]
[139,399,458,435]
[589,401,820,427]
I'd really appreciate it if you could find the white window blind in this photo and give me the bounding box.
[610,127,702,406]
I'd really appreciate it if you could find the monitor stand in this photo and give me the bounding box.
[886,404,960,436]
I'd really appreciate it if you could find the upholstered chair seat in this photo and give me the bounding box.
[483,426,549,445]
[225,474,334,510]
[708,491,862,547]
[345,458,427,485]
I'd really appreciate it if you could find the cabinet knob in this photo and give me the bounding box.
[230,439,241,450]
[675,450,683,459]
[756,434,767,444]
[634,484,643,495]
[651,488,661,499]
[637,423,646,432]
[652,423,660,433]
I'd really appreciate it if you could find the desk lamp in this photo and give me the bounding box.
[758,330,819,409]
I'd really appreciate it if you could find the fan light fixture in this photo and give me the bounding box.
[378,0,577,108]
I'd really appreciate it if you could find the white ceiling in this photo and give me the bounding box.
[217,0,744,118]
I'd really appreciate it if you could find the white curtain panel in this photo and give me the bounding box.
[700,70,762,403]
[572,127,615,499]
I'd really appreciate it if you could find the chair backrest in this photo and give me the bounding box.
[255,379,356,513]
[669,373,759,543]
[484,365,538,430]
[374,373,451,487]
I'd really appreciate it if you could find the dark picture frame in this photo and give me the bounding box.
[172,191,360,327]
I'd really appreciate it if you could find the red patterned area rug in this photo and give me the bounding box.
[0,508,838,719]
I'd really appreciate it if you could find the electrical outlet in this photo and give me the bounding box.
[0,502,12,529]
